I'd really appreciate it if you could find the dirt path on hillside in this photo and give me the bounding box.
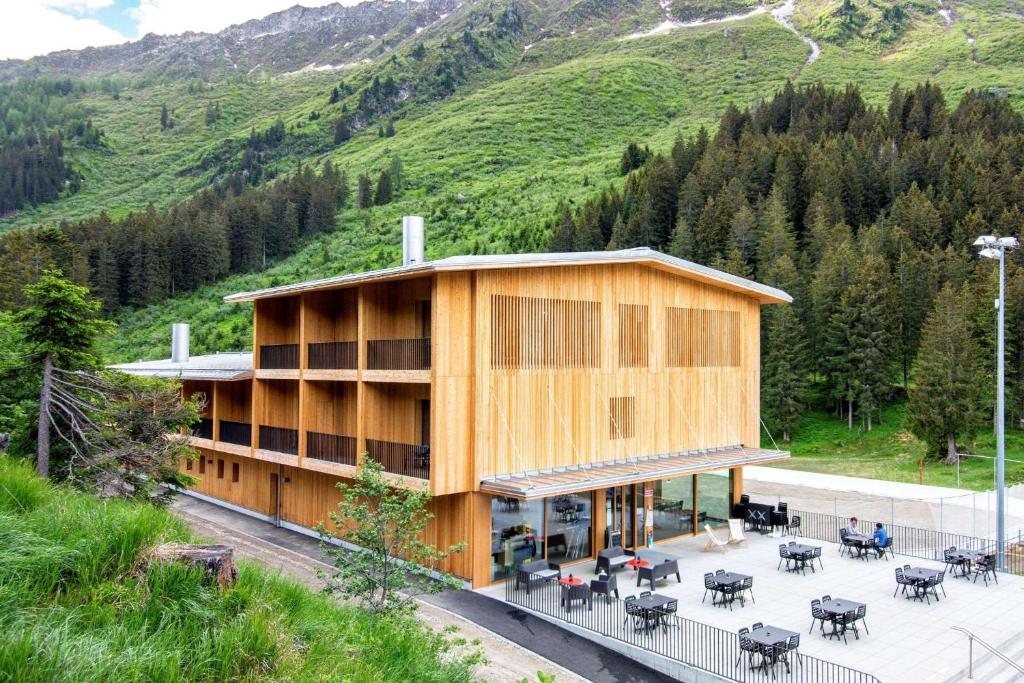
[172,505,588,683]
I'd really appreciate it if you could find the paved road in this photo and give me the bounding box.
[171,494,676,683]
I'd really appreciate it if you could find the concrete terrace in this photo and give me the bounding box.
[481,531,1024,681]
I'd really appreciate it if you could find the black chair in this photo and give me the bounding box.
[894,567,913,598]
[758,645,778,677]
[777,634,800,672]
[655,599,678,632]
[811,546,824,571]
[702,572,721,604]
[787,515,802,537]
[739,576,755,605]
[590,572,619,603]
[777,544,792,572]
[839,529,852,557]
[640,590,652,598]
[623,595,643,629]
[809,599,827,634]
[943,546,967,578]
[752,621,764,630]
[876,536,895,560]
[736,627,757,668]
[595,546,633,574]
[921,573,944,604]
[973,554,998,586]
[561,583,592,613]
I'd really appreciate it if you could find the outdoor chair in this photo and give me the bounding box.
[853,605,869,635]
[838,529,852,556]
[973,554,998,586]
[595,546,633,575]
[514,559,561,594]
[590,572,619,603]
[739,576,755,605]
[943,546,968,577]
[809,599,828,634]
[777,634,800,672]
[623,596,644,630]
[777,544,792,572]
[893,567,913,598]
[758,645,778,678]
[728,518,747,545]
[702,524,729,553]
[736,628,757,668]
[637,558,681,590]
[560,583,592,613]
[654,599,679,632]
[822,594,832,601]
[811,546,824,571]
[828,611,859,644]
[640,590,652,597]
[921,573,945,604]
[786,515,802,537]
[876,536,895,560]
[702,572,722,604]
[752,621,764,630]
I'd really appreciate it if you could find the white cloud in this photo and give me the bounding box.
[0,1,127,60]
[130,0,352,37]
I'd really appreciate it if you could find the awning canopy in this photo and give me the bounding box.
[479,445,789,499]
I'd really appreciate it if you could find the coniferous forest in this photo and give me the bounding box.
[547,82,1024,456]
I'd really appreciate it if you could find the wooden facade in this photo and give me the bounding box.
[176,254,788,587]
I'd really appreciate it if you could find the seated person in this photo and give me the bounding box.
[872,522,889,557]
[845,517,859,535]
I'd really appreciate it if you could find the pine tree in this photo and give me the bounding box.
[846,252,897,429]
[334,116,352,144]
[666,214,695,260]
[573,202,604,251]
[907,283,987,462]
[160,103,169,130]
[388,156,403,193]
[374,170,393,206]
[762,300,808,443]
[356,174,373,209]
[549,204,576,251]
[385,119,395,137]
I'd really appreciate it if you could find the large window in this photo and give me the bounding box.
[697,471,732,527]
[650,476,694,541]
[546,493,592,564]
[490,497,544,581]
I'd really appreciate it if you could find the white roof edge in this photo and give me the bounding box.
[108,352,253,381]
[222,248,792,304]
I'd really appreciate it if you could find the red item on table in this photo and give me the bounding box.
[559,576,584,586]
[627,559,649,569]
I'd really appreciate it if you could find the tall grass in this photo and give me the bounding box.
[0,457,478,682]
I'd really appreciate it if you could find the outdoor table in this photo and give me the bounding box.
[626,558,650,572]
[903,567,941,601]
[785,543,819,573]
[845,533,875,559]
[633,594,674,633]
[820,598,865,640]
[946,550,984,578]
[712,572,751,607]
[558,576,584,586]
[749,626,799,673]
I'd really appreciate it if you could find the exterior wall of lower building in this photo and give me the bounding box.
[180,449,489,585]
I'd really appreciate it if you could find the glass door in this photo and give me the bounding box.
[605,486,639,550]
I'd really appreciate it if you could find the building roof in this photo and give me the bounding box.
[109,352,253,381]
[479,445,790,499]
[223,247,792,304]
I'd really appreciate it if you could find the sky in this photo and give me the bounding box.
[0,0,354,61]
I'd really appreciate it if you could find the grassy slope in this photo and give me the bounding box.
[0,457,476,682]
[763,402,1024,491]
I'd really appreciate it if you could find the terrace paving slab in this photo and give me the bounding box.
[481,532,1024,681]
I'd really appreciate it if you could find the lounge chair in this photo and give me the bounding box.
[514,559,561,594]
[702,524,728,553]
[728,518,746,545]
[595,546,633,574]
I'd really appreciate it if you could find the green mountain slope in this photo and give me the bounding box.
[1,0,1021,362]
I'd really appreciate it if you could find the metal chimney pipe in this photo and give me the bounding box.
[402,216,424,266]
[171,323,190,363]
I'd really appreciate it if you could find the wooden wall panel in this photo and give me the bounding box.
[303,288,358,343]
[255,379,299,429]
[364,382,429,443]
[254,297,301,348]
[473,263,762,482]
[363,277,432,340]
[181,449,275,515]
[304,380,357,435]
[217,380,252,422]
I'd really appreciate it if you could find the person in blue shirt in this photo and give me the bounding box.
[872,522,889,557]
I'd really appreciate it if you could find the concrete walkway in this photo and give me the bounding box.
[171,494,675,683]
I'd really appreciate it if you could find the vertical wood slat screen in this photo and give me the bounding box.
[665,307,740,367]
[609,396,636,439]
[618,304,649,368]
[490,295,601,369]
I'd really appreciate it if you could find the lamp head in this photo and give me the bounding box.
[974,235,996,247]
[979,248,1000,260]
[997,237,1019,249]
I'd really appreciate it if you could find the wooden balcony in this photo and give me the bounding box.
[308,341,357,370]
[259,425,298,455]
[259,343,299,370]
[366,439,430,479]
[306,431,357,466]
[192,417,214,440]
[366,338,431,371]
[219,420,251,447]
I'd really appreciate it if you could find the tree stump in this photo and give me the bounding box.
[149,543,237,589]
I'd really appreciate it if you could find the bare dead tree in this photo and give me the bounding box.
[42,367,202,502]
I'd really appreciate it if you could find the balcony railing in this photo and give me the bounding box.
[366,439,429,479]
[307,431,357,466]
[260,343,299,369]
[219,420,251,447]
[259,425,298,455]
[192,417,213,440]
[366,337,431,371]
[308,341,357,370]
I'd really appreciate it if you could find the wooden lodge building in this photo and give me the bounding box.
[114,218,792,588]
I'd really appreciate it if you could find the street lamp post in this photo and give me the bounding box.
[974,235,1018,572]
